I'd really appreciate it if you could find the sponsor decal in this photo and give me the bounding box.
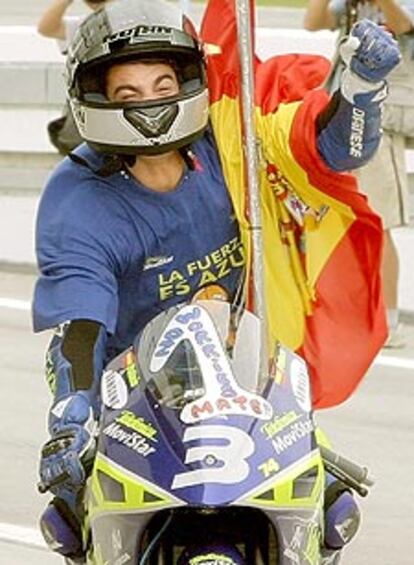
[101,350,140,407]
[290,358,311,413]
[261,411,299,439]
[101,370,128,410]
[143,255,174,271]
[271,419,314,455]
[108,26,173,46]
[124,350,140,388]
[115,410,158,442]
[103,422,156,457]
[349,107,365,159]
[258,457,280,478]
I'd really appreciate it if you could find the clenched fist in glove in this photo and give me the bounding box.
[341,19,401,83]
[340,19,401,102]
[317,19,402,171]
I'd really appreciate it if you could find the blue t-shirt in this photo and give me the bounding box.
[33,135,244,356]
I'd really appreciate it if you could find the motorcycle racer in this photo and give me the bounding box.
[33,0,400,560]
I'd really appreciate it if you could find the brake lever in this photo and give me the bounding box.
[320,445,374,497]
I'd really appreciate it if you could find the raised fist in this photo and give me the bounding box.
[340,19,401,83]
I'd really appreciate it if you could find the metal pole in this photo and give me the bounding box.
[235,0,269,377]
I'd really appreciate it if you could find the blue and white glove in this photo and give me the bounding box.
[39,392,98,501]
[339,19,401,103]
[318,19,401,171]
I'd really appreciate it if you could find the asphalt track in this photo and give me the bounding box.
[0,272,413,564]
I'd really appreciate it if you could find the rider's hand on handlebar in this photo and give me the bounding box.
[38,392,98,496]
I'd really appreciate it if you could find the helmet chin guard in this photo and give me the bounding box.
[66,0,209,155]
[124,104,179,138]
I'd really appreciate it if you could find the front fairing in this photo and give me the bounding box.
[97,376,319,507]
[86,302,324,564]
[95,302,318,504]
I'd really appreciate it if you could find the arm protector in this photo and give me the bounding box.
[316,77,387,172]
[46,319,107,420]
[39,320,107,498]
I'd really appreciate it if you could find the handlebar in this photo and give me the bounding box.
[320,445,374,497]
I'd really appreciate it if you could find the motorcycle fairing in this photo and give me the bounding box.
[85,302,325,563]
[234,450,324,511]
[87,452,186,521]
[95,359,320,506]
[233,450,325,564]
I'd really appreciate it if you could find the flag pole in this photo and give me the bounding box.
[235,0,269,378]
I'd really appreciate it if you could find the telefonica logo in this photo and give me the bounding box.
[271,420,314,455]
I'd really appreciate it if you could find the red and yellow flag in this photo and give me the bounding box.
[200,0,386,408]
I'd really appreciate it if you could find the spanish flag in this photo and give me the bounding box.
[200,0,386,408]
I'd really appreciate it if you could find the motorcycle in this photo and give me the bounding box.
[78,299,372,564]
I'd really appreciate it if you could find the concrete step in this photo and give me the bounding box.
[0,153,60,195]
[0,108,60,153]
[0,26,337,109]
[0,0,197,26]
[0,2,305,29]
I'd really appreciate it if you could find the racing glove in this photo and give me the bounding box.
[39,391,98,498]
[339,18,401,102]
[38,320,107,508]
[317,19,401,172]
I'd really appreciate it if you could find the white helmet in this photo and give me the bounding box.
[66,0,209,155]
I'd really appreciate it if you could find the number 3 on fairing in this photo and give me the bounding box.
[171,425,255,490]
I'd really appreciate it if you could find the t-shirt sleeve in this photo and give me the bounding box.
[33,182,120,334]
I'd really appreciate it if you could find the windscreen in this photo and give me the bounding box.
[135,300,271,421]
